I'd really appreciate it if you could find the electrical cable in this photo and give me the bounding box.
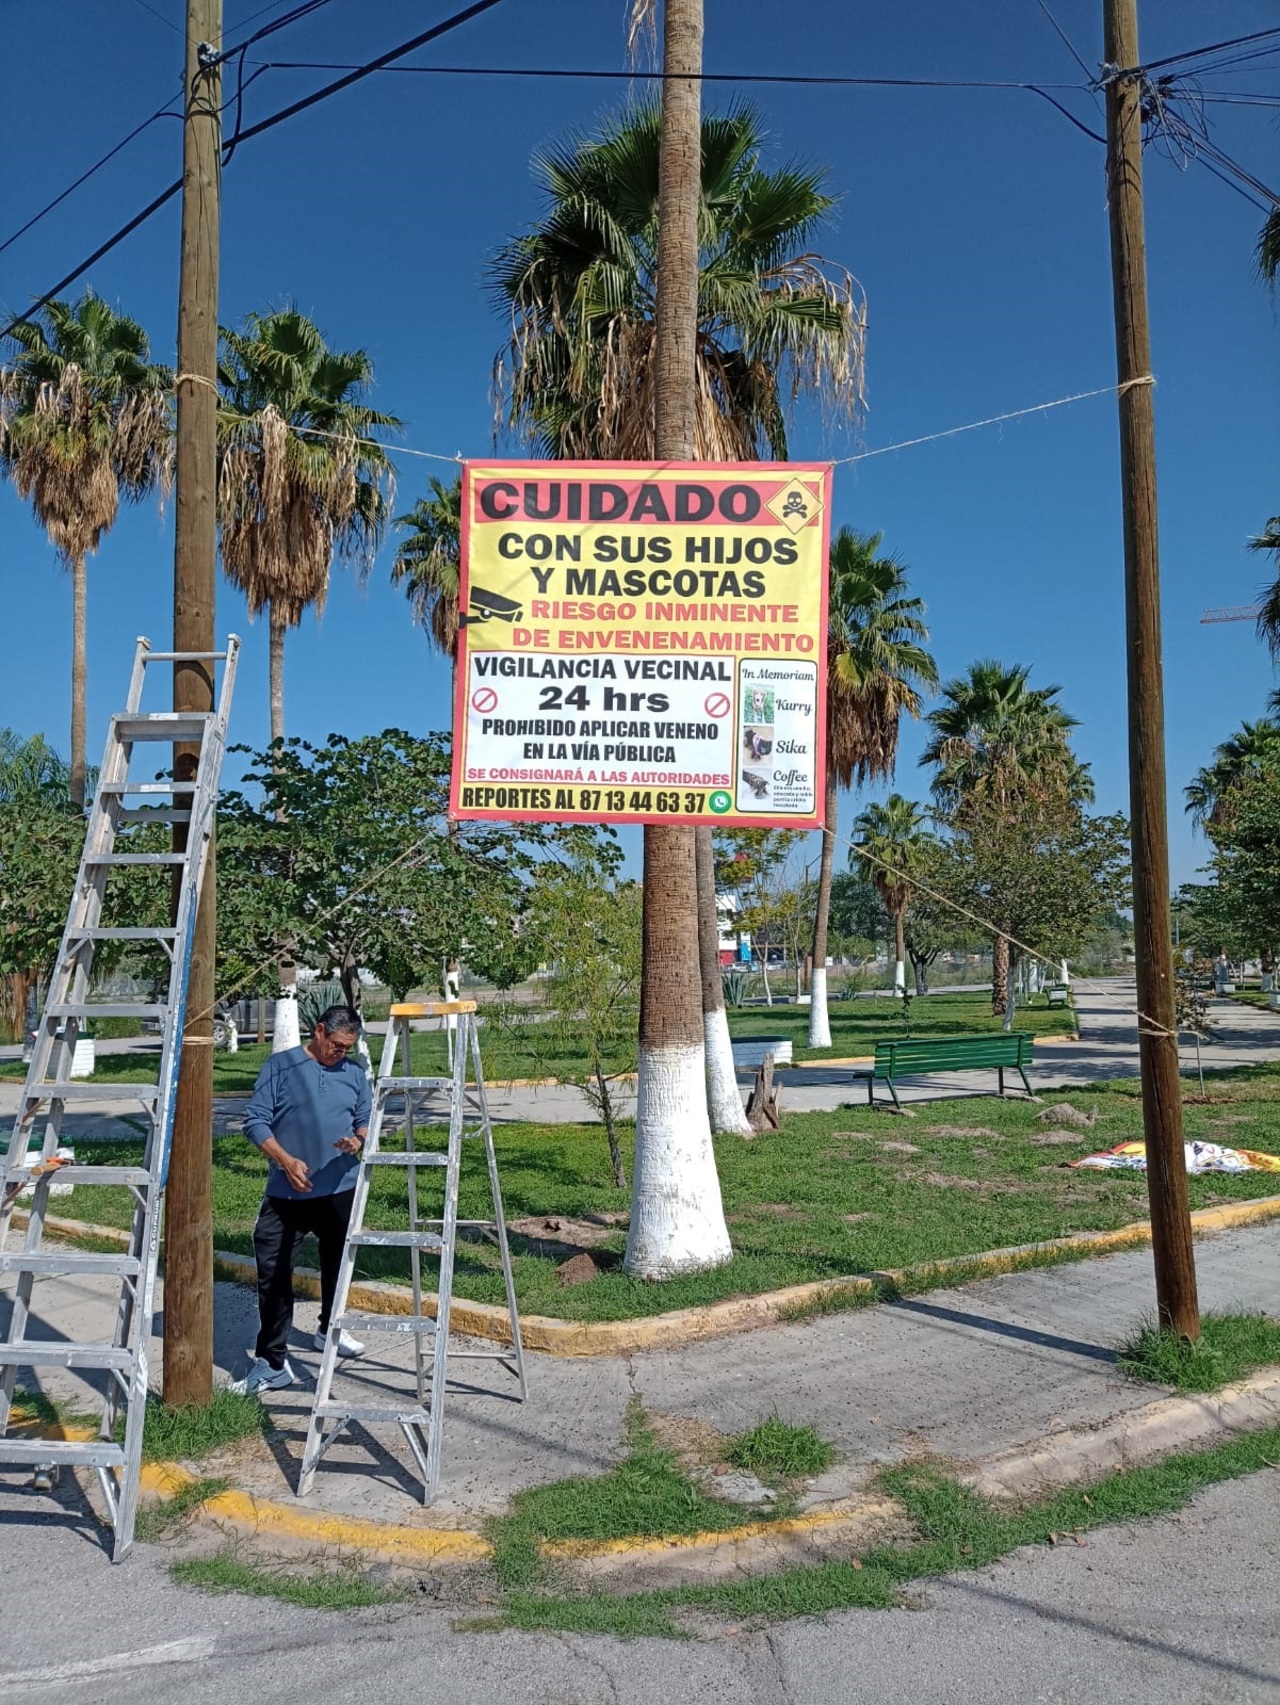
[1129,25,1280,77]
[1035,0,1096,82]
[0,0,510,344]
[0,102,183,261]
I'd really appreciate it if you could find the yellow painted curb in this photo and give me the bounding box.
[22,1192,1280,1358]
[543,1497,897,1560]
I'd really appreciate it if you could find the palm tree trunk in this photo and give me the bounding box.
[70,553,87,807]
[697,826,750,1136]
[807,767,837,1047]
[624,0,730,1280]
[894,908,906,995]
[268,606,286,749]
[992,934,1010,1017]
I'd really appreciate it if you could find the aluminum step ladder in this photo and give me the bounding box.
[298,1001,525,1504]
[0,634,239,1560]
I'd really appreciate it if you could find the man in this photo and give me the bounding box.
[231,1004,372,1395]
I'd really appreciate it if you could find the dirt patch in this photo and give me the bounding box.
[920,1172,1035,1195]
[507,1215,627,1260]
[754,1202,806,1216]
[1029,1129,1090,1147]
[880,1141,920,1155]
[829,1131,877,1142]
[924,1125,1002,1140]
[647,1410,734,1474]
[843,1212,876,1224]
[1035,1103,1098,1129]
[554,1250,621,1286]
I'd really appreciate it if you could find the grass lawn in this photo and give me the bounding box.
[0,990,1074,1090]
[49,1066,1280,1324]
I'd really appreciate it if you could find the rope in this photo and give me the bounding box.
[831,376,1155,467]
[174,372,220,395]
[835,822,1182,1043]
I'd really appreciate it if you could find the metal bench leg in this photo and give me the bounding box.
[998,1066,1005,1096]
[1019,1066,1033,1098]
[886,1076,901,1110]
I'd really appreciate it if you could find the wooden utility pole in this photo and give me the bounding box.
[1103,0,1200,1339]
[166,0,222,1404]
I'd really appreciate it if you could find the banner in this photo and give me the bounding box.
[450,461,831,829]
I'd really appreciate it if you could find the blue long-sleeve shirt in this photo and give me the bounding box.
[243,1046,372,1200]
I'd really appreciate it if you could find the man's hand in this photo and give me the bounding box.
[280,1153,312,1193]
[261,1135,311,1193]
[334,1133,364,1156]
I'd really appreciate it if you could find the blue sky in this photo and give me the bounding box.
[3,0,1278,886]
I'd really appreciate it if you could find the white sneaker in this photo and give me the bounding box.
[315,1329,366,1359]
[230,1356,296,1395]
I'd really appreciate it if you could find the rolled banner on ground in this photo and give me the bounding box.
[1072,1140,1280,1174]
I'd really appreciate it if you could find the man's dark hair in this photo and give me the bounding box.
[315,1004,362,1036]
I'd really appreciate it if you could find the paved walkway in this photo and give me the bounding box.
[6,978,1280,1136]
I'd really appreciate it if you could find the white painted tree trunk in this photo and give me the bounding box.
[272,989,300,1054]
[704,1006,750,1136]
[893,960,906,994]
[625,1043,733,1278]
[807,965,832,1048]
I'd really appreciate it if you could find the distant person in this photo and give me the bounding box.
[231,1005,371,1394]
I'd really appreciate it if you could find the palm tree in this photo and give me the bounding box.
[490,100,865,460]
[0,729,74,803]
[850,796,933,996]
[808,530,936,1045]
[1186,718,1280,836]
[0,291,171,804]
[492,99,865,1169]
[391,475,462,664]
[922,660,1088,1013]
[217,308,399,745]
[1247,519,1280,661]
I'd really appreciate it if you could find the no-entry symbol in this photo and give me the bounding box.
[471,686,498,715]
[704,692,731,719]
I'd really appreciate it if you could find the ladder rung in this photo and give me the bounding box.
[381,1078,453,1091]
[5,1166,152,1189]
[116,809,193,825]
[336,1314,437,1335]
[348,1231,444,1251]
[83,853,187,866]
[96,782,198,795]
[363,1153,448,1168]
[0,1252,140,1276]
[24,1082,158,1104]
[0,1343,133,1370]
[67,927,179,942]
[141,650,229,662]
[45,1004,167,1020]
[0,1439,125,1470]
[113,714,210,742]
[315,1403,432,1425]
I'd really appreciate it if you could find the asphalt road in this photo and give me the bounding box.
[1,1472,1276,1703]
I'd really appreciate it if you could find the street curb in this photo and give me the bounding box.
[17,1193,1280,1357]
[963,1366,1280,1499]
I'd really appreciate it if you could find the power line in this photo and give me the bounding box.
[1035,0,1096,81]
[1132,25,1280,77]
[0,103,183,260]
[131,0,185,37]
[0,0,509,344]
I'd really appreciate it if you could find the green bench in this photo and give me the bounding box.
[853,1033,1036,1109]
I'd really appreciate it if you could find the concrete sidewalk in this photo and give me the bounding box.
[4,1217,1279,1544]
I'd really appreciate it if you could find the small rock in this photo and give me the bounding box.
[1035,1103,1097,1128]
[701,1470,776,1506]
[884,1105,918,1119]
[881,1141,920,1155]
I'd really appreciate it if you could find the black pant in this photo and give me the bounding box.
[252,1190,355,1369]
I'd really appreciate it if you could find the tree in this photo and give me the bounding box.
[494,842,638,1189]
[0,291,171,803]
[391,475,462,664]
[490,102,864,461]
[808,528,936,1047]
[216,730,564,1017]
[921,660,1089,1014]
[1185,717,1280,836]
[217,309,399,745]
[850,796,933,996]
[935,806,1131,1024]
[491,97,865,1160]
